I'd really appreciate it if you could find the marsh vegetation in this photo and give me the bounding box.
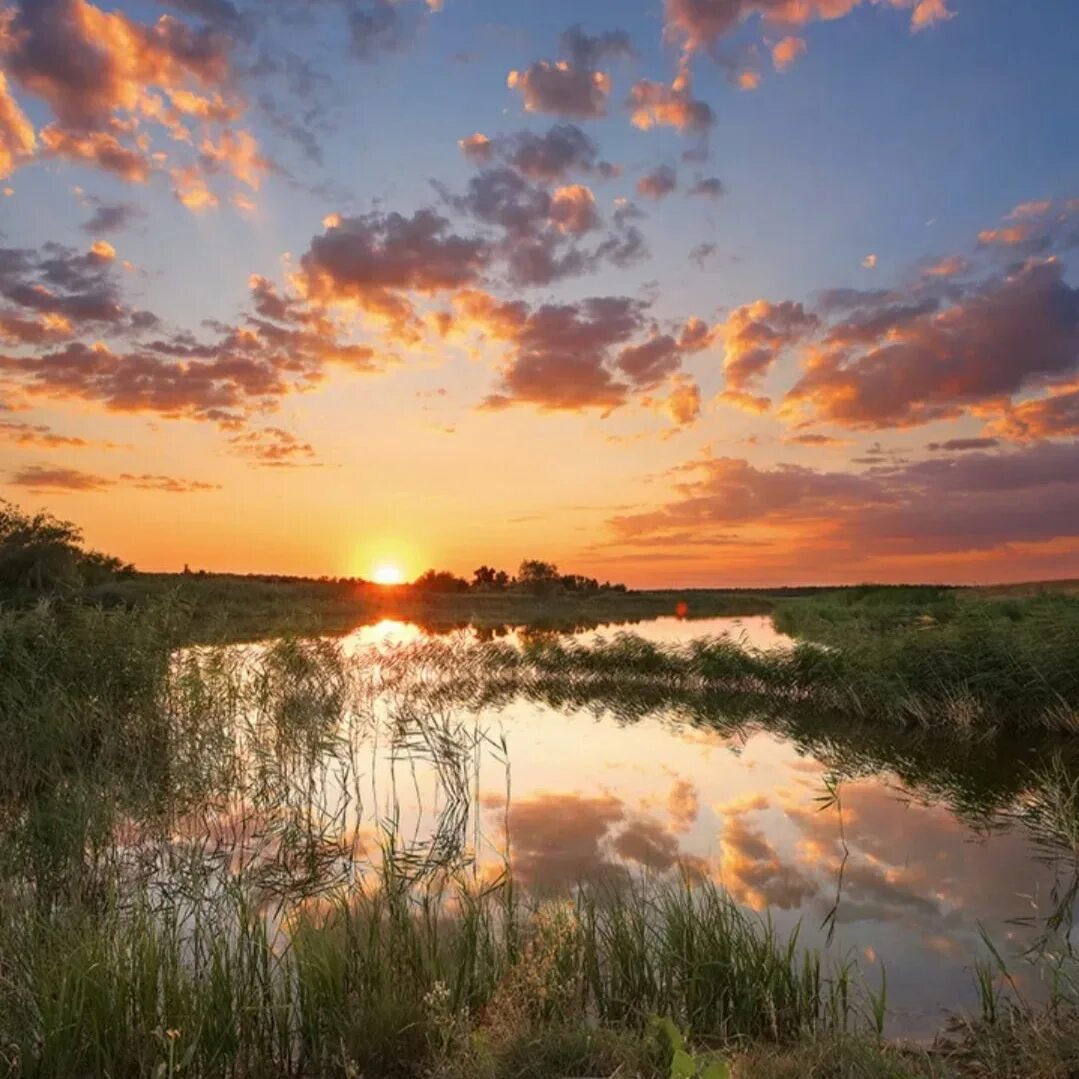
[4,504,1079,1075]
[2,592,1079,1077]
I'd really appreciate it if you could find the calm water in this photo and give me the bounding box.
[170,614,1079,1038]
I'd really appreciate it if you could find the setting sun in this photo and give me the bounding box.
[371,563,405,586]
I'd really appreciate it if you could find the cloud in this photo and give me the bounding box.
[637,165,677,201]
[689,241,719,267]
[611,816,681,871]
[688,176,724,199]
[663,0,955,61]
[628,68,715,135]
[458,132,492,163]
[481,791,625,889]
[441,166,644,287]
[771,35,806,71]
[922,254,968,278]
[608,440,1079,567]
[720,299,818,398]
[298,208,491,339]
[39,125,152,182]
[344,0,438,62]
[616,333,683,387]
[228,425,320,467]
[464,124,613,182]
[926,437,1000,452]
[548,183,599,234]
[8,464,218,492]
[989,385,1079,443]
[79,196,143,234]
[558,24,635,68]
[975,198,1079,257]
[507,62,612,119]
[451,290,708,416]
[0,0,260,203]
[659,373,702,428]
[482,788,703,889]
[505,27,631,121]
[154,0,248,34]
[0,71,34,178]
[787,258,1079,429]
[0,418,109,448]
[667,777,700,832]
[0,268,394,426]
[0,241,128,330]
[784,432,850,447]
[472,293,645,413]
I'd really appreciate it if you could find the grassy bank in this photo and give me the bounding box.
[467,590,1079,735]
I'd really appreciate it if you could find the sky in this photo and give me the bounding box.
[0,0,1077,586]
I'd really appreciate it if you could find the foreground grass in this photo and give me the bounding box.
[3,875,1079,1078]
[4,600,1079,1075]
[4,867,1079,1079]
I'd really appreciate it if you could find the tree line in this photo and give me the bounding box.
[0,500,629,601]
[413,559,628,596]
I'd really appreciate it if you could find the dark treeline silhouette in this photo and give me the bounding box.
[0,500,133,601]
[411,559,629,597]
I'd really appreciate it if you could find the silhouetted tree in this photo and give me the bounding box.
[473,565,512,591]
[518,558,559,596]
[0,500,133,596]
[413,569,470,593]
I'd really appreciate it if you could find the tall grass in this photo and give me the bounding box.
[4,599,1079,1075]
[465,595,1079,735]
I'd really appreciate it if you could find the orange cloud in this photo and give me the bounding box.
[8,464,219,493]
[0,0,257,206]
[39,123,151,182]
[720,299,819,395]
[171,164,219,210]
[628,68,714,134]
[664,0,954,59]
[548,183,599,234]
[0,70,34,177]
[771,35,807,71]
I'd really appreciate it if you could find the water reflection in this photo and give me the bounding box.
[7,620,1079,1040]
[332,613,791,652]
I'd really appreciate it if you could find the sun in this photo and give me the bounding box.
[372,562,405,586]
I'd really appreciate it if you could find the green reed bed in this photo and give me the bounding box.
[477,596,1079,735]
[0,867,862,1078]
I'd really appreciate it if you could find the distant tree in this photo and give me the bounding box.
[518,558,559,596]
[472,565,496,588]
[0,500,133,596]
[413,569,470,593]
[472,565,512,591]
[560,574,600,593]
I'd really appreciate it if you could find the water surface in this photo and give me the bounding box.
[145,615,1079,1036]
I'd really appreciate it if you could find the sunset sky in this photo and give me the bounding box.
[0,0,1077,585]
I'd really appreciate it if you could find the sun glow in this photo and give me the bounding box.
[372,562,405,585]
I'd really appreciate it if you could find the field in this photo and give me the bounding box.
[3,583,1079,1076]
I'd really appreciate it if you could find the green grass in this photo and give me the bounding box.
[468,592,1079,735]
[3,596,1079,1075]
